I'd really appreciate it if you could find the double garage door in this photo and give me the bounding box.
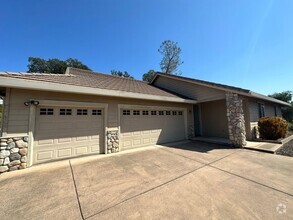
[34,106,104,164]
[120,108,186,150]
[33,105,186,164]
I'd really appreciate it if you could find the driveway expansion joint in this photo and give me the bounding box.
[69,160,85,220]
[210,164,293,198]
[84,163,207,219]
[159,147,293,197]
[84,149,241,219]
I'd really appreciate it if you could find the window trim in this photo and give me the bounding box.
[258,103,265,118]
[274,105,278,117]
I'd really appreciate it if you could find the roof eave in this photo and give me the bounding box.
[152,73,291,106]
[248,91,291,106]
[152,73,251,96]
[0,77,197,104]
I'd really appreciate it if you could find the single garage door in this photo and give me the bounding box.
[34,106,104,164]
[120,108,186,150]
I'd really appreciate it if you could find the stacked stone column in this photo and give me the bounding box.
[226,93,247,147]
[106,130,119,153]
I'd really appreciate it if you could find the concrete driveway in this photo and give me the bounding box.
[0,141,292,219]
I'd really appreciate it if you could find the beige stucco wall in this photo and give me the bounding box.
[200,99,229,138]
[3,88,194,137]
[247,98,282,139]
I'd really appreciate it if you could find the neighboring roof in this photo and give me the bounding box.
[0,68,196,104]
[151,72,291,106]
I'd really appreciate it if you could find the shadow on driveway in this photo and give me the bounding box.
[162,140,235,153]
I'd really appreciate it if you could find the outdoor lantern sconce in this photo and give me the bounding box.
[24,100,40,106]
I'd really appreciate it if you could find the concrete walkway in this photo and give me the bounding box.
[193,136,283,154]
[0,141,292,219]
[244,141,282,153]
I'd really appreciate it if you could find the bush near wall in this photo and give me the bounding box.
[258,117,288,140]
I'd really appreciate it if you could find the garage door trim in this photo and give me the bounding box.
[118,104,188,145]
[27,100,108,166]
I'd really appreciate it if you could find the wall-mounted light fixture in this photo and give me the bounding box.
[24,100,40,106]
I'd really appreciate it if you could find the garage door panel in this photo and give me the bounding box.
[57,138,72,143]
[75,146,88,155]
[121,108,185,150]
[34,106,104,164]
[57,148,72,158]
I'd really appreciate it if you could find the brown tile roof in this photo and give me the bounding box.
[0,68,183,99]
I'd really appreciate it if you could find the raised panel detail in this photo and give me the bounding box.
[57,148,72,157]
[37,151,54,160]
[75,147,88,155]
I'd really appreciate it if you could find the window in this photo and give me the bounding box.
[178,111,183,115]
[159,111,164,115]
[40,108,54,115]
[77,109,88,115]
[172,111,177,115]
[258,103,265,118]
[142,110,149,115]
[151,110,157,115]
[166,111,171,115]
[60,109,72,115]
[133,110,140,115]
[274,106,278,117]
[92,109,102,115]
[123,110,130,115]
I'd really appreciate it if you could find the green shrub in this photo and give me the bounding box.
[258,116,288,140]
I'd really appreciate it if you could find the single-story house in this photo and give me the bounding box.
[0,67,290,171]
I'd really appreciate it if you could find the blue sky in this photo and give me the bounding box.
[0,0,292,95]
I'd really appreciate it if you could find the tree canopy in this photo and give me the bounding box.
[27,57,91,74]
[269,91,292,103]
[158,40,183,75]
[142,69,156,83]
[269,91,293,122]
[111,70,134,78]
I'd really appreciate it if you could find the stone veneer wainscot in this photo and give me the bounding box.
[0,136,28,173]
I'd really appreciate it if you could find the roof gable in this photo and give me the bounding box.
[151,73,290,106]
